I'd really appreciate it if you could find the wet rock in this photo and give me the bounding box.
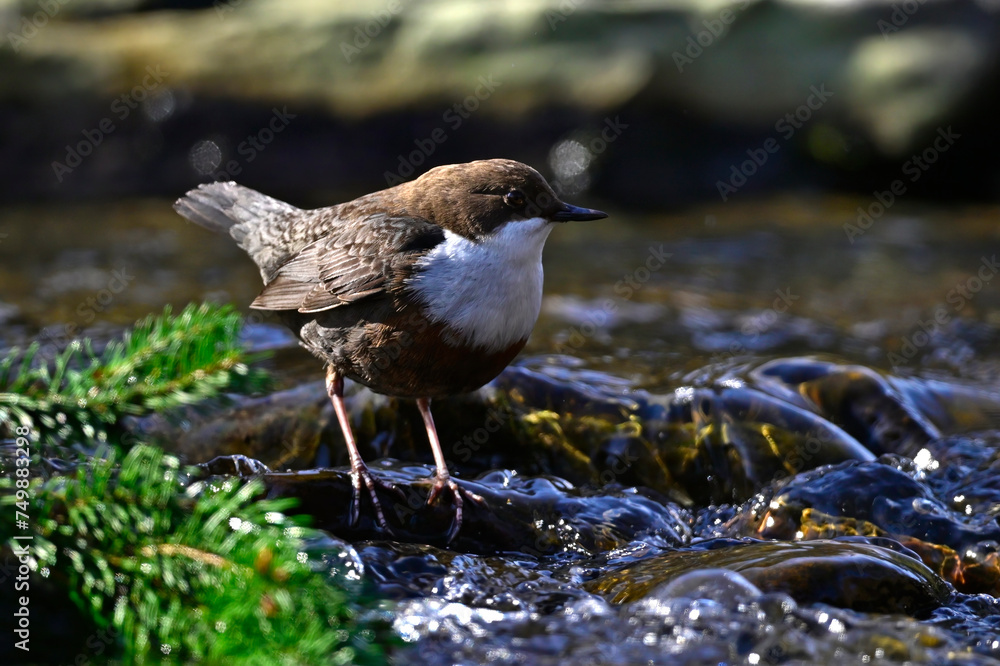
[393,570,965,665]
[751,357,1000,458]
[128,353,1000,573]
[489,360,881,505]
[261,461,692,556]
[356,541,596,612]
[127,381,334,469]
[927,593,1000,657]
[754,459,1000,550]
[587,538,951,617]
[301,531,970,664]
[638,382,875,505]
[776,507,1000,597]
[752,358,939,457]
[128,355,1000,510]
[899,536,1000,598]
[728,458,1000,596]
[199,453,271,476]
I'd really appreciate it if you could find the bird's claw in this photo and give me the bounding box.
[199,454,271,478]
[427,474,484,543]
[231,455,271,476]
[347,464,400,532]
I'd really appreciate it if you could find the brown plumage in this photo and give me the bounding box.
[174,159,607,540]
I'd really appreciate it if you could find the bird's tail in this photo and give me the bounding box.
[173,181,301,278]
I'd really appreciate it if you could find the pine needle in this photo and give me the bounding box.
[1,445,391,663]
[0,303,270,450]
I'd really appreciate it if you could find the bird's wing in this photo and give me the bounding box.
[249,214,445,313]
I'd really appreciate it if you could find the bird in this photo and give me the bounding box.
[174,158,607,540]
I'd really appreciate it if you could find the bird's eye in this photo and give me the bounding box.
[503,189,526,208]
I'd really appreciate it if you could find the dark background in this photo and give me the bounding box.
[2,0,999,209]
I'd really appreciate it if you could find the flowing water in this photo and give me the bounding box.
[2,195,999,664]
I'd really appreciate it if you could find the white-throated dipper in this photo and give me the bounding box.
[174,158,607,540]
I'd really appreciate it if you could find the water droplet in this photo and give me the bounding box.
[189,140,222,175]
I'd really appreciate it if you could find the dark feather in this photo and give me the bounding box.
[250,215,444,313]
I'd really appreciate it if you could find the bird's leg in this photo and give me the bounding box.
[416,397,484,542]
[326,367,390,531]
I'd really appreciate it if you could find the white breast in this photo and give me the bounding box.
[406,218,553,353]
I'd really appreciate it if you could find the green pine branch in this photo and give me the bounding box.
[1,444,390,663]
[0,303,395,661]
[0,302,270,449]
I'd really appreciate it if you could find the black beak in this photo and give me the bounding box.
[551,202,608,222]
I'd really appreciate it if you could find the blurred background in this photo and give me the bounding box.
[1,0,999,385]
[6,5,1000,663]
[2,0,1000,205]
